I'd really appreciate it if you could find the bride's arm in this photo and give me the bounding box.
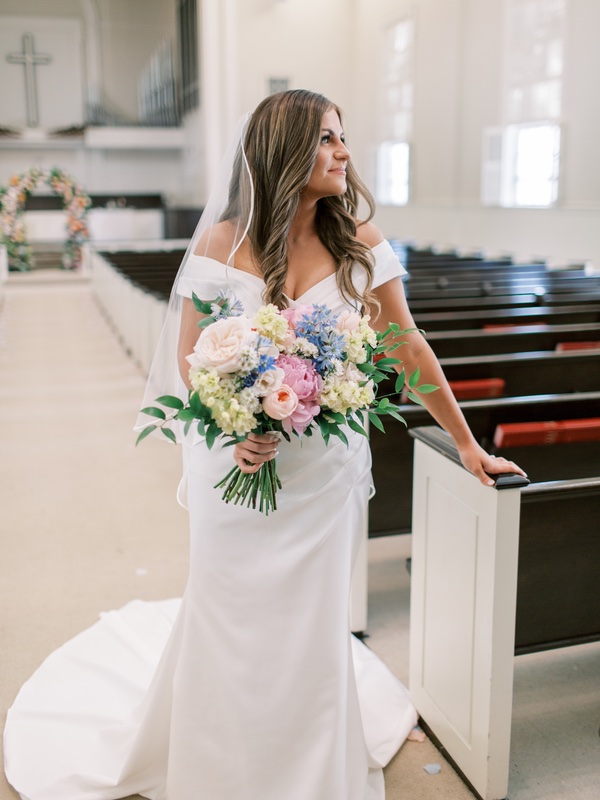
[371,275,527,486]
[177,298,205,388]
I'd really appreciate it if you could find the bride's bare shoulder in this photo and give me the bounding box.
[193,220,239,262]
[355,220,384,248]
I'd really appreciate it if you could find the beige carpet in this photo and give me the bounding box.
[2,272,598,800]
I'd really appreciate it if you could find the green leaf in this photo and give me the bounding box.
[184,420,193,435]
[394,370,406,393]
[405,391,426,407]
[378,397,390,410]
[156,395,184,409]
[386,410,408,425]
[205,421,220,449]
[416,383,439,394]
[135,425,156,445]
[176,408,196,421]
[368,412,385,432]
[140,406,166,420]
[324,410,345,425]
[333,426,349,446]
[357,361,377,375]
[161,426,177,444]
[197,317,214,329]
[374,357,400,368]
[191,293,214,314]
[189,392,204,415]
[196,420,206,437]
[348,418,368,437]
[408,367,421,389]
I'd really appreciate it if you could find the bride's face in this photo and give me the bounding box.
[305,108,351,199]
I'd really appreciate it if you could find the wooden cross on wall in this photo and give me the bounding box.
[6,33,52,128]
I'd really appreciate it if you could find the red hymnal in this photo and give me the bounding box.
[555,341,600,352]
[448,378,506,400]
[494,418,600,448]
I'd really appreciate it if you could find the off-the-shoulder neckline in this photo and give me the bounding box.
[184,240,395,302]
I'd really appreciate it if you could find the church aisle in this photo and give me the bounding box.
[1,272,597,800]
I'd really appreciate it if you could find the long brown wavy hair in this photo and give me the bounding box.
[221,89,378,312]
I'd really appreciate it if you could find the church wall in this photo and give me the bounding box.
[0,1,183,206]
[351,0,600,269]
[232,0,354,128]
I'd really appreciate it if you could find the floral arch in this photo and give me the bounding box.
[0,167,91,271]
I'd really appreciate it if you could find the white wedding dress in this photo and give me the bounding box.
[3,240,417,800]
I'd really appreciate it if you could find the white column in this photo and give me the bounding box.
[199,0,239,197]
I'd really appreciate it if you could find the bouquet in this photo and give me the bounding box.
[137,291,437,514]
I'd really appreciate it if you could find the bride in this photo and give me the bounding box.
[4,89,525,800]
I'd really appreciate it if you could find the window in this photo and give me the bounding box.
[504,0,566,123]
[482,0,566,207]
[376,16,414,206]
[377,142,410,205]
[482,122,561,207]
[511,122,561,206]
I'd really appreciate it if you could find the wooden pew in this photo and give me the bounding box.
[368,390,600,534]
[439,348,600,394]
[410,424,600,652]
[413,303,600,331]
[407,424,599,799]
[425,322,600,358]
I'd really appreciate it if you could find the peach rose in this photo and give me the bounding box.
[262,384,299,420]
[336,310,361,332]
[187,316,253,374]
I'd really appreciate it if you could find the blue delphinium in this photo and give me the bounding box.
[211,290,244,320]
[294,305,346,376]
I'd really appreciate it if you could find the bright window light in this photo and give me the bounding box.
[513,123,560,206]
[376,141,410,206]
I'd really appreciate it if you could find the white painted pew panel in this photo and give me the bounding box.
[409,428,526,800]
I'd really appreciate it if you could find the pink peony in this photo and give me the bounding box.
[284,398,321,435]
[262,385,298,420]
[276,354,323,434]
[276,354,323,401]
[280,304,313,330]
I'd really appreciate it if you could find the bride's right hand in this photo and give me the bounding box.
[233,432,280,474]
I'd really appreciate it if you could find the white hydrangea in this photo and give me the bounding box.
[359,316,378,348]
[253,304,290,347]
[319,362,375,415]
[211,396,257,436]
[344,331,367,364]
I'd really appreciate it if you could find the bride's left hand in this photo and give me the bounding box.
[457,440,527,487]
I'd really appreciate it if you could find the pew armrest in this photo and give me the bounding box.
[409,426,530,489]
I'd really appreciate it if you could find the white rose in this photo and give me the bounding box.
[187,317,254,374]
[336,310,361,333]
[254,367,285,397]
